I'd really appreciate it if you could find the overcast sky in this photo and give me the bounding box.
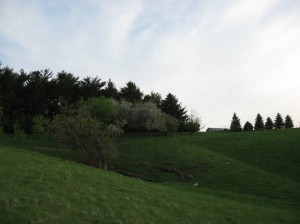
[1,0,299,129]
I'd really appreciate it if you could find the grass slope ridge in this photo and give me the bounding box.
[1,129,300,223]
[0,146,299,223]
[115,129,300,202]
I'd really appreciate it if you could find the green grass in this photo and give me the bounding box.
[114,129,300,202]
[1,129,300,223]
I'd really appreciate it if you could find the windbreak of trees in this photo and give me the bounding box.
[0,63,202,135]
[1,64,204,169]
[230,112,295,132]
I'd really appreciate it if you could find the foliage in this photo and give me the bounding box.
[0,106,3,126]
[80,76,106,100]
[32,115,47,134]
[115,101,166,132]
[143,91,162,108]
[1,64,196,134]
[83,97,116,124]
[114,100,132,128]
[24,70,53,117]
[119,81,143,103]
[265,117,274,130]
[13,122,27,140]
[48,106,120,169]
[163,113,178,133]
[184,111,204,133]
[285,115,294,128]
[103,79,118,99]
[243,121,253,131]
[54,71,81,105]
[230,113,242,132]
[254,113,264,131]
[274,113,284,129]
[161,93,188,130]
[0,66,27,133]
[129,102,166,132]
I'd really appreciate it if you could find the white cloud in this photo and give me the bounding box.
[1,0,300,128]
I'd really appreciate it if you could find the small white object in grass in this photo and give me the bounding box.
[193,182,200,187]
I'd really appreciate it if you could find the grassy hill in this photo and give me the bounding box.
[114,129,300,201]
[1,129,300,223]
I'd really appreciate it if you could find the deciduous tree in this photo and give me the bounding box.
[83,97,116,124]
[49,106,120,170]
[128,102,166,132]
[243,121,253,131]
[143,91,162,108]
[184,110,204,133]
[163,113,178,133]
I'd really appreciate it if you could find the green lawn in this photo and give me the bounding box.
[1,129,299,223]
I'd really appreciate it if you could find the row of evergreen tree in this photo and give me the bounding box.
[0,63,196,134]
[230,113,294,132]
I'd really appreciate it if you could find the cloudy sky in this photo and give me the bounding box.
[1,0,299,129]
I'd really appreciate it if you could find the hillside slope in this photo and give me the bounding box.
[1,129,300,223]
[0,146,299,223]
[114,129,300,202]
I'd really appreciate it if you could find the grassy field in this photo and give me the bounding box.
[1,129,299,223]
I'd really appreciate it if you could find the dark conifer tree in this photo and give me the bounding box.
[54,71,80,105]
[0,66,27,133]
[103,79,118,100]
[243,121,253,131]
[80,76,106,100]
[119,81,143,103]
[161,93,188,131]
[22,69,52,133]
[265,117,274,130]
[254,113,264,131]
[284,115,294,128]
[230,113,242,132]
[274,113,284,129]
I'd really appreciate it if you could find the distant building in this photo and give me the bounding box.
[206,128,227,132]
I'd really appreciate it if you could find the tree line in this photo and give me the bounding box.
[230,112,294,132]
[1,63,204,169]
[0,63,201,135]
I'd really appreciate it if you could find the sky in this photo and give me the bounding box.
[1,0,300,129]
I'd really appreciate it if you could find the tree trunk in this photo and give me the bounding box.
[102,162,108,171]
[98,154,107,171]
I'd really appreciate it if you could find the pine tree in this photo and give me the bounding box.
[103,79,118,100]
[80,76,106,100]
[230,113,242,132]
[119,81,143,103]
[254,113,264,131]
[274,113,284,129]
[265,117,274,130]
[161,93,188,131]
[243,121,253,131]
[284,115,294,128]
